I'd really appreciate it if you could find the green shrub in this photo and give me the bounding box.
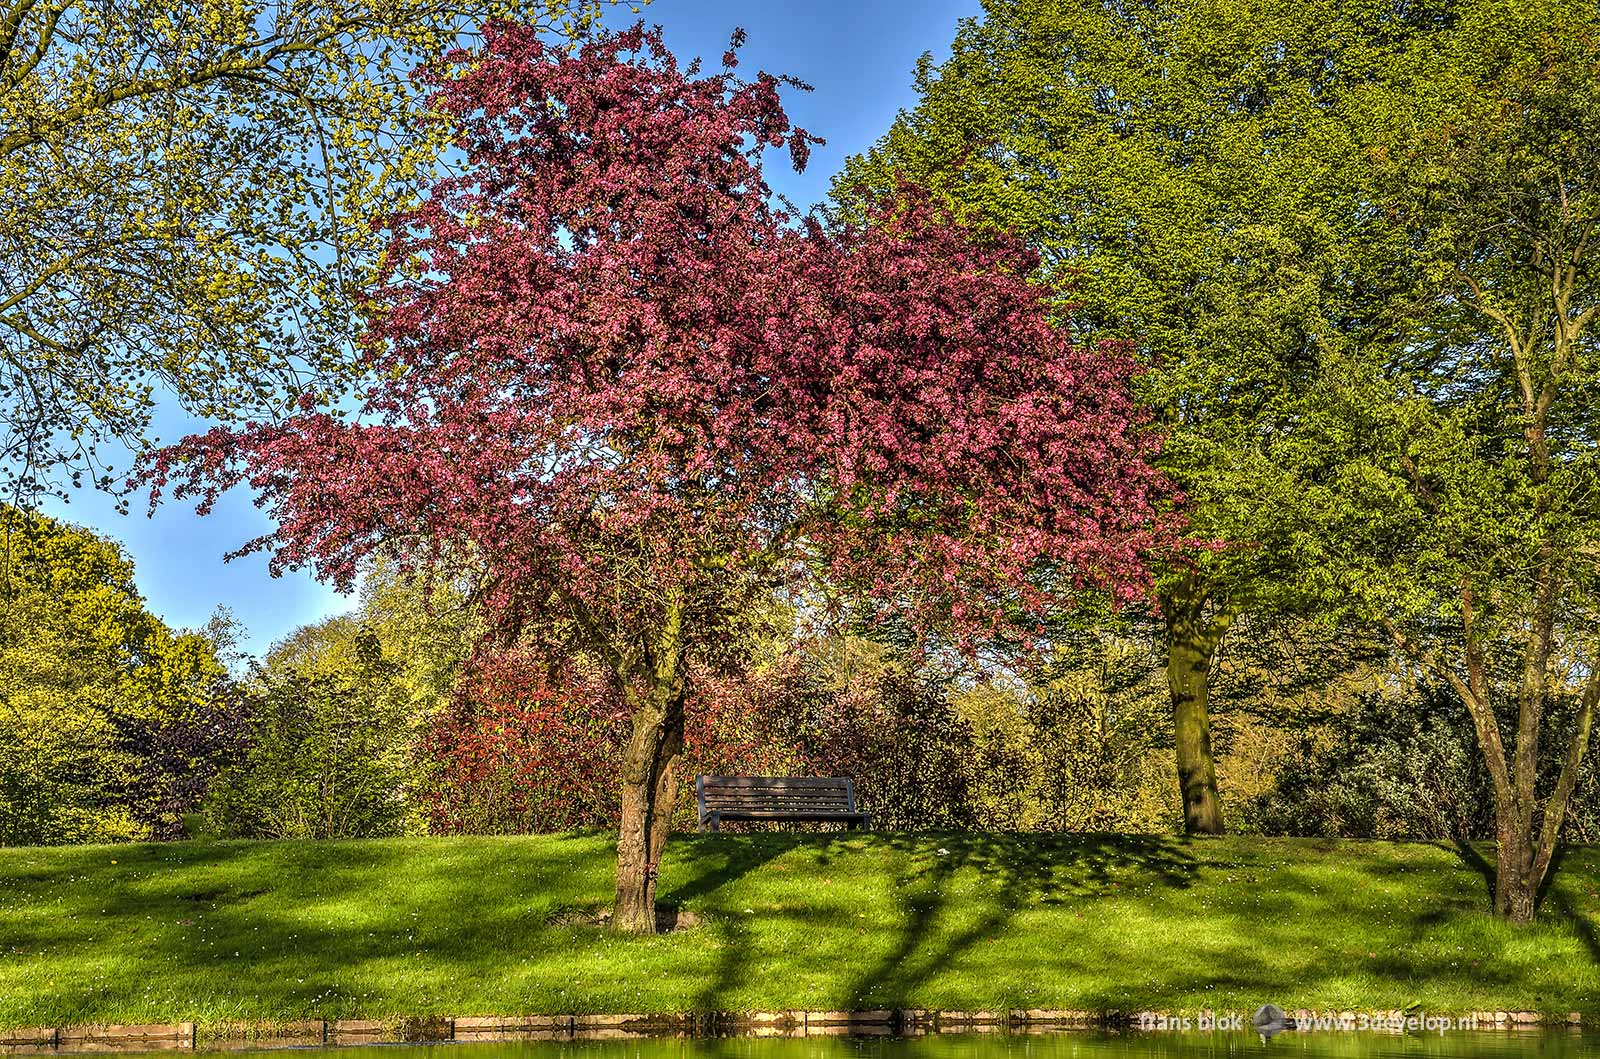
[1239,683,1600,841]
[202,633,416,839]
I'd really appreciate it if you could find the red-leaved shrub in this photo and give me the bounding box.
[421,648,805,834]
[419,650,627,833]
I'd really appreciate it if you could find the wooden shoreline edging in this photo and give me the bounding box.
[0,1009,1585,1054]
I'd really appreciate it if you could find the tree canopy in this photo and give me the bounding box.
[832,0,1426,833]
[152,22,1171,931]
[0,0,601,503]
[1299,0,1600,923]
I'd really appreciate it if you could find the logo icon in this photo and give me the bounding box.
[1252,1004,1297,1040]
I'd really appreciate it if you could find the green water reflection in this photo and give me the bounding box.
[199,1033,1599,1059]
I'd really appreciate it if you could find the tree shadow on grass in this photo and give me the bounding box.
[1539,844,1600,968]
[662,831,840,1013]
[662,833,799,912]
[844,832,1199,1009]
[1446,837,1496,908]
[0,834,631,1022]
[3,829,855,1023]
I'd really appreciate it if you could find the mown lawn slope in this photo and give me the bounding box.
[1,833,1596,1027]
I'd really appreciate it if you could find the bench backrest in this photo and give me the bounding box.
[696,775,857,816]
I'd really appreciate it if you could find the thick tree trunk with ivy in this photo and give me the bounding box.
[1160,577,1231,836]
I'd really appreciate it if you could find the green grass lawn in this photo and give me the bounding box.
[1,833,1597,1029]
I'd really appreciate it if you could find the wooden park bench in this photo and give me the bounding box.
[695,775,871,832]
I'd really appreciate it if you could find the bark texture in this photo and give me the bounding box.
[1161,577,1231,836]
[610,590,689,934]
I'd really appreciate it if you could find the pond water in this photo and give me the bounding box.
[189,1032,1600,1059]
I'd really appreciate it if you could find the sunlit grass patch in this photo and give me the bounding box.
[0,834,1594,1027]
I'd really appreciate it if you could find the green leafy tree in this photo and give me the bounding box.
[1306,0,1600,922]
[0,507,228,843]
[0,592,143,843]
[833,0,1415,832]
[0,0,608,502]
[267,555,479,713]
[353,555,482,718]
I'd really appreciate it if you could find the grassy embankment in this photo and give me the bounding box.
[1,833,1597,1028]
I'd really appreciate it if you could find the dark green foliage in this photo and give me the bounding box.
[816,670,989,831]
[749,640,1170,833]
[1024,636,1174,832]
[1249,686,1496,840]
[1249,685,1600,843]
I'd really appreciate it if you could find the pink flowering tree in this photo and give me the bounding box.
[150,24,1169,933]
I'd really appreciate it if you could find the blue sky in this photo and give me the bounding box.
[41,0,981,658]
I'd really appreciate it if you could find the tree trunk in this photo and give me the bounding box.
[1491,671,1595,925]
[1169,635,1225,835]
[1438,580,1598,924]
[1162,581,1229,836]
[610,587,689,935]
[613,691,685,933]
[648,708,685,868]
[613,734,658,933]
[1494,812,1538,924]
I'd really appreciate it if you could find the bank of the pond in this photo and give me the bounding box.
[1,834,1596,1030]
[0,1008,1590,1054]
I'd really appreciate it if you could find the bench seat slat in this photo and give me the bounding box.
[704,805,853,812]
[705,806,854,813]
[705,807,853,813]
[699,776,853,788]
[703,797,852,804]
[695,775,870,833]
[707,815,870,825]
